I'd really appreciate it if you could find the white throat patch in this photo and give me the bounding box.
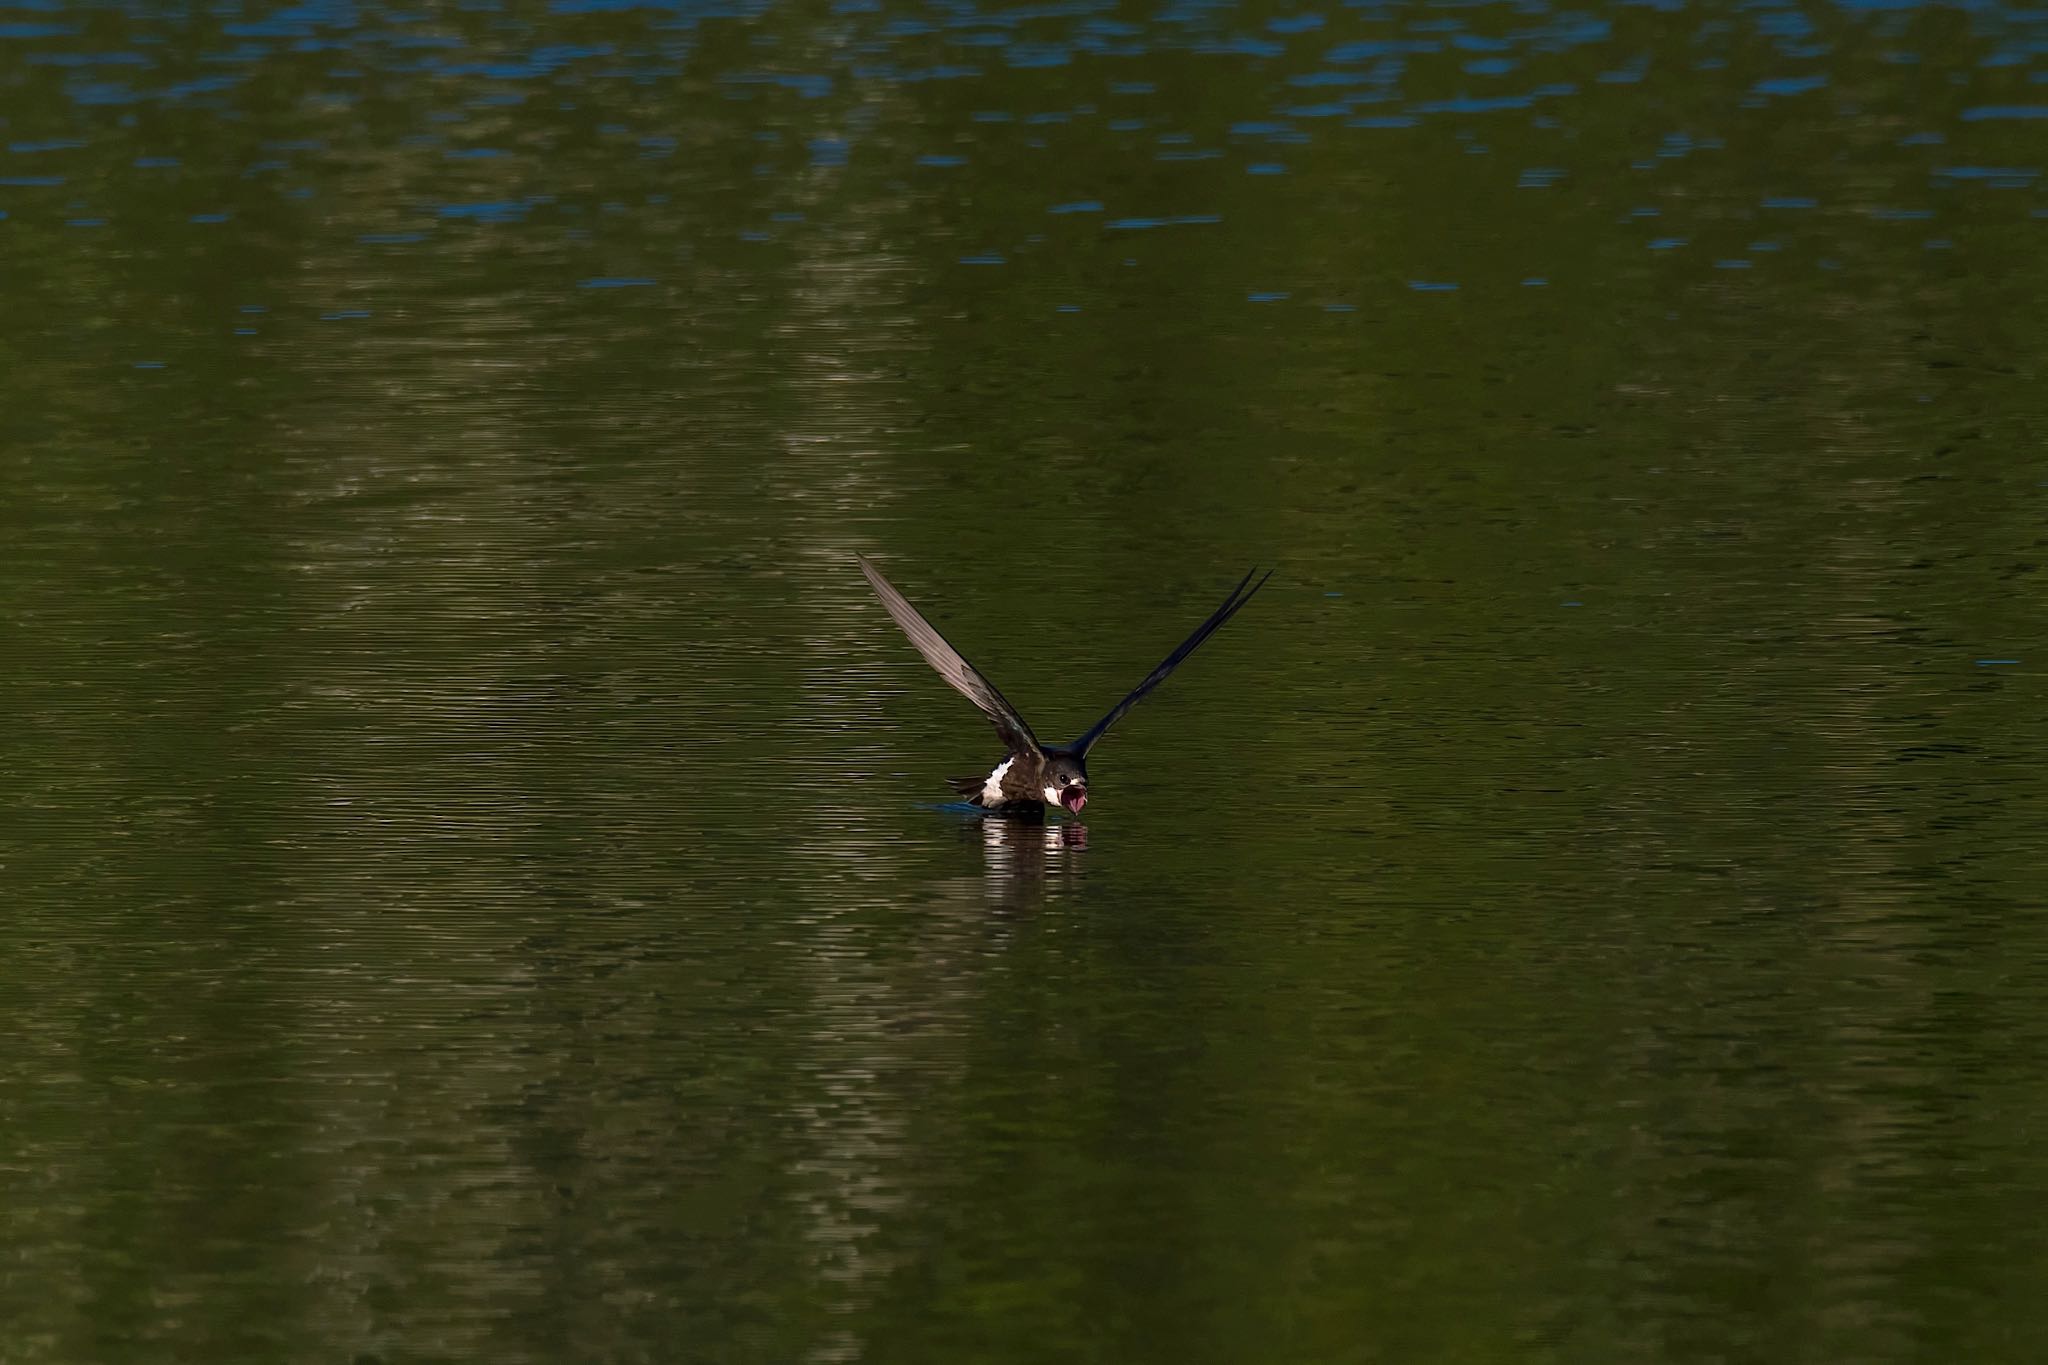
[1041,785,1062,805]
[980,757,1014,805]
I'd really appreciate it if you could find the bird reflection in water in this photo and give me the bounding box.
[973,814,1086,911]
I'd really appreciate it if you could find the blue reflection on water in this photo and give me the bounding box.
[3,0,2045,359]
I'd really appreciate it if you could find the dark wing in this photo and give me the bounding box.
[857,555,1042,756]
[1073,567,1271,758]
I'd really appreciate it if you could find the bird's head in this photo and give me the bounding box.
[1042,753,1089,813]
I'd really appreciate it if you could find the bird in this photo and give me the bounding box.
[856,554,1271,817]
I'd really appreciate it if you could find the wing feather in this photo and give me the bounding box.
[1073,568,1271,757]
[857,555,1041,756]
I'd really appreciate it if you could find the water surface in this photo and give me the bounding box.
[4,0,2046,1360]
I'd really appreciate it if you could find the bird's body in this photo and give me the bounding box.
[857,555,1270,818]
[949,750,1077,815]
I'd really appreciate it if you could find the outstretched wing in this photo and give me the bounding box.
[1073,567,1271,758]
[857,555,1042,756]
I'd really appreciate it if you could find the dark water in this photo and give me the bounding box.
[5,0,2047,1359]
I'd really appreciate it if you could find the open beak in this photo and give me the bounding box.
[1061,787,1088,813]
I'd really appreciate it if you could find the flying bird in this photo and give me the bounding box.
[857,554,1271,816]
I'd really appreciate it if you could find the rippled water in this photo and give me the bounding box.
[4,0,2046,1359]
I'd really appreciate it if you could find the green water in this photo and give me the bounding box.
[4,0,2047,1360]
